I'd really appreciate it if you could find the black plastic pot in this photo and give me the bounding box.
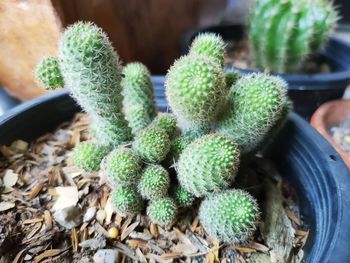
[0,77,350,262]
[182,25,350,120]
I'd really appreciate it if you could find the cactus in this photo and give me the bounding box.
[150,113,177,138]
[121,62,157,121]
[72,142,109,172]
[224,71,240,88]
[35,57,64,89]
[177,134,240,197]
[133,127,170,163]
[147,197,177,226]
[138,165,170,200]
[124,105,152,135]
[165,54,226,131]
[249,0,338,73]
[111,186,143,216]
[172,186,195,208]
[217,73,289,155]
[103,147,143,186]
[199,189,259,243]
[57,22,131,146]
[189,33,226,67]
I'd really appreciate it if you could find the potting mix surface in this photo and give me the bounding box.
[0,113,308,262]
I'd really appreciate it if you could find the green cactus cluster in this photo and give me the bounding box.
[111,186,143,216]
[138,165,170,200]
[35,57,64,89]
[199,189,259,243]
[72,142,109,172]
[249,0,338,73]
[147,197,177,226]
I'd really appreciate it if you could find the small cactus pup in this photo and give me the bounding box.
[35,57,64,89]
[199,189,259,243]
[189,33,226,67]
[249,0,338,73]
[149,113,177,138]
[217,73,290,155]
[177,134,240,197]
[58,22,132,146]
[103,147,142,186]
[147,197,177,226]
[138,165,170,200]
[171,186,196,208]
[133,127,171,163]
[165,54,226,131]
[72,142,109,172]
[121,62,157,122]
[111,186,143,216]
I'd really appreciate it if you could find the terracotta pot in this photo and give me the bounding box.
[311,99,350,170]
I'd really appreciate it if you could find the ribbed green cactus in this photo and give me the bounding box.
[35,57,64,89]
[133,127,170,163]
[103,147,142,186]
[249,0,338,73]
[199,189,259,243]
[172,186,195,208]
[124,105,152,135]
[57,22,131,147]
[165,54,226,131]
[149,113,177,138]
[111,187,143,216]
[72,142,109,172]
[138,165,170,200]
[147,198,177,226]
[177,134,240,197]
[217,73,289,155]
[189,33,226,67]
[121,62,157,123]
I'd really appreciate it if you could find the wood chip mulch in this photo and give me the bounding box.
[0,113,308,263]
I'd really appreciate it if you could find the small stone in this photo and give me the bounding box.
[79,236,106,250]
[53,206,82,229]
[108,227,119,239]
[84,206,97,222]
[96,209,106,224]
[93,249,119,263]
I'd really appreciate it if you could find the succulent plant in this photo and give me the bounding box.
[147,197,177,226]
[111,186,143,216]
[199,189,259,243]
[72,142,109,172]
[217,73,289,155]
[124,105,152,135]
[133,127,170,163]
[138,165,170,200]
[35,57,64,89]
[177,134,240,197]
[189,33,226,67]
[103,147,143,186]
[165,54,226,131]
[249,0,338,73]
[149,113,177,138]
[121,62,157,121]
[172,186,195,208]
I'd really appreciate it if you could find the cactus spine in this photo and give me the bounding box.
[249,0,338,73]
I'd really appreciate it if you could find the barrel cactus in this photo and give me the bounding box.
[111,187,143,216]
[72,142,109,172]
[138,165,170,200]
[189,33,226,67]
[172,186,196,208]
[249,0,338,73]
[217,73,289,155]
[177,134,240,197]
[199,189,259,243]
[150,113,177,138]
[35,57,64,89]
[147,198,177,226]
[103,147,142,186]
[165,54,226,131]
[133,127,171,163]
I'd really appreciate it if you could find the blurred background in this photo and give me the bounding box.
[0,0,349,107]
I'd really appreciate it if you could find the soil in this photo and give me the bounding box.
[0,113,308,262]
[331,117,350,153]
[225,38,331,74]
